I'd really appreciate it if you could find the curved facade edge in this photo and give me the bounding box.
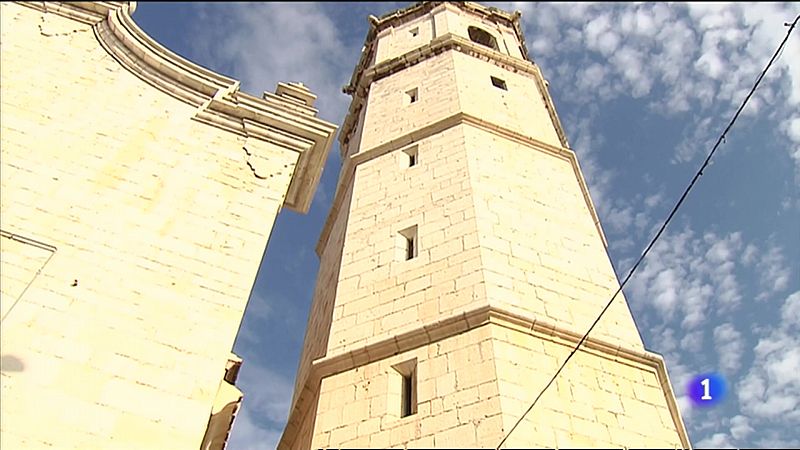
[20,1,338,214]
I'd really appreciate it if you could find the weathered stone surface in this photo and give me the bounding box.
[0,2,336,449]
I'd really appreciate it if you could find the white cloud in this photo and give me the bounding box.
[676,394,694,424]
[189,3,355,122]
[228,407,282,450]
[755,431,800,449]
[756,244,791,301]
[519,3,800,169]
[741,243,758,265]
[737,290,800,428]
[695,50,726,80]
[781,290,800,324]
[680,329,704,353]
[576,63,608,93]
[696,432,737,449]
[713,323,744,373]
[784,114,800,179]
[644,193,663,209]
[227,359,295,450]
[627,226,746,327]
[729,414,754,440]
[239,361,294,424]
[673,116,716,164]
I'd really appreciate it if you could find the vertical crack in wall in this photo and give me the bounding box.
[242,146,267,180]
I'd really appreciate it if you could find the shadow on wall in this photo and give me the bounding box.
[0,355,25,372]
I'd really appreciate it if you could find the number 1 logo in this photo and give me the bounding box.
[700,378,712,400]
[688,373,726,407]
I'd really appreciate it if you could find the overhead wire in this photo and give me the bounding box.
[496,14,799,449]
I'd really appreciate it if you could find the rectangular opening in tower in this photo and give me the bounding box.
[392,359,417,418]
[406,236,415,260]
[405,88,418,105]
[398,226,418,261]
[403,145,418,167]
[401,372,414,417]
[491,76,507,90]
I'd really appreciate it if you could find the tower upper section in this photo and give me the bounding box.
[338,1,570,162]
[367,1,529,66]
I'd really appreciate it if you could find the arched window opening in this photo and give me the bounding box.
[468,26,498,51]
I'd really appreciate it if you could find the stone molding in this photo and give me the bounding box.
[316,111,607,258]
[279,304,691,450]
[18,1,337,213]
[19,1,133,25]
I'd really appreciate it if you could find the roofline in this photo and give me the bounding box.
[18,1,337,214]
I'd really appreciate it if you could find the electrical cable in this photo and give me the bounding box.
[496,14,799,449]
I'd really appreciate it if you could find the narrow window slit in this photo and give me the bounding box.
[405,235,414,260]
[393,359,417,418]
[403,145,419,167]
[405,88,418,104]
[398,226,418,261]
[491,76,507,90]
[401,372,413,417]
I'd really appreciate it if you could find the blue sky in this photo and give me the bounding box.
[133,3,800,448]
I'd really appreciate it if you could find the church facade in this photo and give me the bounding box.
[0,2,335,449]
[280,2,690,449]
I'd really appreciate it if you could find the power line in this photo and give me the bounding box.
[496,14,799,450]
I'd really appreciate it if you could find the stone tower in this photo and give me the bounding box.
[280,2,690,449]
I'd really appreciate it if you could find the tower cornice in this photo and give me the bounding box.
[17,1,338,214]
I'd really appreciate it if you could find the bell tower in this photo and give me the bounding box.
[280,2,690,448]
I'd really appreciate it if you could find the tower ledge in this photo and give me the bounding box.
[279,304,691,450]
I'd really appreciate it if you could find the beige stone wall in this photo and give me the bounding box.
[464,125,645,350]
[312,325,501,448]
[325,126,486,356]
[492,325,681,448]
[374,14,435,64]
[359,51,461,152]
[453,51,562,148]
[0,3,334,449]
